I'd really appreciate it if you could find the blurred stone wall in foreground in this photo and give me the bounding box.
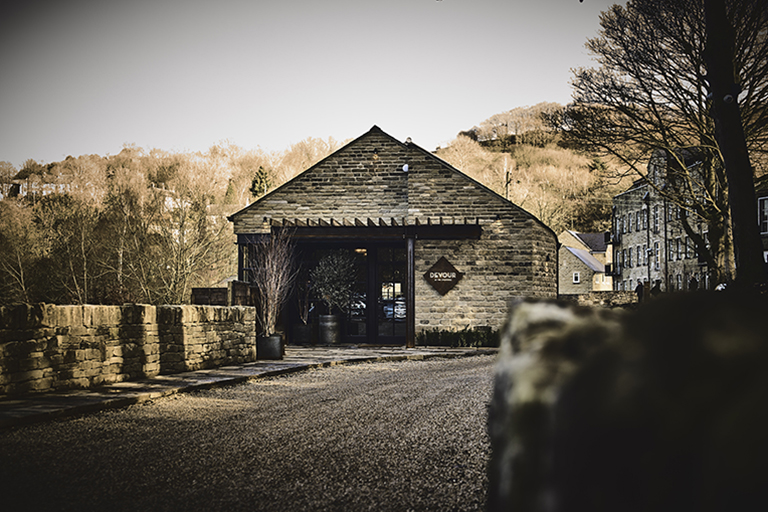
[488,292,768,511]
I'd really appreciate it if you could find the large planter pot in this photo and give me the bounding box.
[293,323,313,345]
[319,315,341,345]
[257,335,283,360]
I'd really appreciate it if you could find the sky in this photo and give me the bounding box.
[0,0,625,169]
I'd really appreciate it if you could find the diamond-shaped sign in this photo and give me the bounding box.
[424,257,463,295]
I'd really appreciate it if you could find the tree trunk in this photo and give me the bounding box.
[703,0,767,286]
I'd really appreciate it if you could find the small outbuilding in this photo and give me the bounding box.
[228,126,557,346]
[558,230,612,295]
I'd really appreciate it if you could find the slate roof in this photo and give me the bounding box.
[564,246,605,273]
[566,230,608,253]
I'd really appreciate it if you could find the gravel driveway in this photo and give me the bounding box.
[0,354,494,512]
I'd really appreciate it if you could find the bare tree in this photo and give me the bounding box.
[0,200,44,303]
[561,0,768,284]
[249,229,297,336]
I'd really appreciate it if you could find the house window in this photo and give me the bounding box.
[759,197,768,233]
[653,206,659,233]
[677,274,682,290]
[685,236,691,259]
[627,248,632,267]
[676,237,682,260]
[669,239,676,261]
[643,243,647,265]
[636,211,641,231]
[654,241,660,270]
[637,246,642,267]
[573,272,581,284]
[643,208,648,229]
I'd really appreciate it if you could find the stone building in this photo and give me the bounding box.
[228,126,557,346]
[611,150,713,293]
[558,230,612,295]
[758,175,768,265]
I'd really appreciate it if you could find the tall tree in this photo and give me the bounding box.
[0,200,45,304]
[562,0,768,285]
[0,161,15,183]
[702,0,767,286]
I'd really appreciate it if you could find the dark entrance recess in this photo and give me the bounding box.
[291,241,407,346]
[236,219,482,346]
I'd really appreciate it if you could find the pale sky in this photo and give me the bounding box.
[0,0,625,169]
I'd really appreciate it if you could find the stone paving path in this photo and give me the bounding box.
[0,346,495,429]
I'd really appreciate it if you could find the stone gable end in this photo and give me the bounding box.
[229,126,542,232]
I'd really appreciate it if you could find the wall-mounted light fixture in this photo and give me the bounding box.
[372,149,379,161]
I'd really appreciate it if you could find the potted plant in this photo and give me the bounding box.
[310,250,356,344]
[250,229,297,359]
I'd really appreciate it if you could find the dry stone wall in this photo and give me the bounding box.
[0,304,256,397]
[488,293,768,511]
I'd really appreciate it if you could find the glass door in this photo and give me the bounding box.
[377,246,407,343]
[345,248,368,340]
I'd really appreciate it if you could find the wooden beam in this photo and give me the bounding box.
[406,236,415,348]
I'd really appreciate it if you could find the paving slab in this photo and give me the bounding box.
[0,345,496,429]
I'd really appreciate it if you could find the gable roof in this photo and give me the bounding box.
[564,246,605,273]
[560,230,608,253]
[573,231,609,253]
[228,125,556,239]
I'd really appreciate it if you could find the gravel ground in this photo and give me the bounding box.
[0,354,494,512]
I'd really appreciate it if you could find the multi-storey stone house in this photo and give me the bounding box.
[758,175,768,265]
[228,126,557,346]
[557,230,612,295]
[611,150,714,293]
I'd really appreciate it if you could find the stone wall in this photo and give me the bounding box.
[558,246,593,295]
[488,293,768,511]
[415,218,556,332]
[558,290,637,308]
[0,304,256,397]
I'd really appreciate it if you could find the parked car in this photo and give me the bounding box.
[382,299,406,320]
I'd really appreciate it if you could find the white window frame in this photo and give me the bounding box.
[759,197,768,233]
[573,271,581,284]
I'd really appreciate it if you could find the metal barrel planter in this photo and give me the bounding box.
[257,335,283,360]
[318,315,341,345]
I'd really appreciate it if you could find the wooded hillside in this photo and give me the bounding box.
[0,106,620,306]
[437,102,623,234]
[0,138,342,306]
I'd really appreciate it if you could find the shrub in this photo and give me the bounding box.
[415,326,499,348]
